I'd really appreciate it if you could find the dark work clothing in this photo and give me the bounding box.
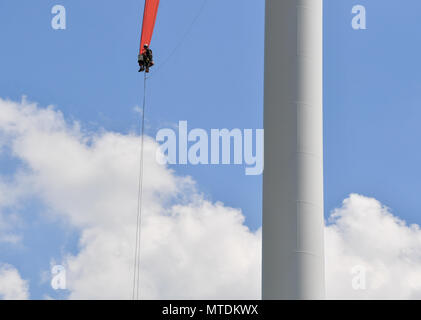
[139,48,154,72]
[144,48,153,66]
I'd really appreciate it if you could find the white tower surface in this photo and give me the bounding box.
[262,0,325,299]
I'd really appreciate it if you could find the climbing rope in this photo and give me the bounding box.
[131,0,208,299]
[132,72,147,300]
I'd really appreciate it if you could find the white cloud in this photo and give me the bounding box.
[0,264,29,300]
[326,194,421,299]
[1,97,421,300]
[0,97,261,299]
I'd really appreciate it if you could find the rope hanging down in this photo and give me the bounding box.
[131,0,208,300]
[132,73,147,300]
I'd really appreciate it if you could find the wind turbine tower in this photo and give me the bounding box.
[262,0,325,299]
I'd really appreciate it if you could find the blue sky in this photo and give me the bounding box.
[1,0,421,299]
[325,0,421,224]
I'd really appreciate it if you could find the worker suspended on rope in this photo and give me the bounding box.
[138,44,154,73]
[138,0,160,73]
